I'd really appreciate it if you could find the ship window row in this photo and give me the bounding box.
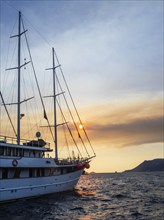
[0,146,44,158]
[0,167,75,179]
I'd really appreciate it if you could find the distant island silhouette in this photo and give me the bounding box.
[124,158,164,172]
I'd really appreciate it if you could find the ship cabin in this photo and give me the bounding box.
[0,135,51,158]
[0,135,82,180]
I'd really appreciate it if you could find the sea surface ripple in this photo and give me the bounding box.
[0,172,163,220]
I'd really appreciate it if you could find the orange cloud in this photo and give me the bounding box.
[80,96,163,148]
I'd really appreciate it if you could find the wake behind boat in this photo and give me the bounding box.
[0,11,95,202]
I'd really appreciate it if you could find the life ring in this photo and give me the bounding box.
[12,159,18,167]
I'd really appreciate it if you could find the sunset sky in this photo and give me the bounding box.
[0,1,163,172]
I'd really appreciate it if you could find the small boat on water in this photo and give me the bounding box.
[0,11,96,202]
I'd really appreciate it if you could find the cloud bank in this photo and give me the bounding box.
[82,96,163,148]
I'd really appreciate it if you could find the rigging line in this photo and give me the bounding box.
[2,1,19,13]
[57,83,71,158]
[54,49,96,156]
[26,64,41,130]
[4,17,18,72]
[9,15,19,36]
[0,91,17,137]
[3,38,17,95]
[21,68,31,139]
[9,75,17,131]
[21,13,51,48]
[21,17,54,142]
[3,40,17,95]
[4,38,11,74]
[56,74,90,157]
[22,118,42,138]
[42,51,52,96]
[56,99,82,158]
[5,70,17,110]
[63,120,71,159]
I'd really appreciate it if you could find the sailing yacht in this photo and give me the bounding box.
[0,11,95,202]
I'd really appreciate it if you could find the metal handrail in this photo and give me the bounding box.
[0,135,51,148]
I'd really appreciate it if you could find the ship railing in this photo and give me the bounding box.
[56,157,89,165]
[0,135,51,149]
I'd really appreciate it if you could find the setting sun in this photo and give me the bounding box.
[79,124,83,129]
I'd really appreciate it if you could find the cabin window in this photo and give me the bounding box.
[41,168,44,176]
[16,148,19,156]
[44,168,51,176]
[56,168,60,173]
[50,168,56,175]
[19,149,24,157]
[24,149,29,157]
[35,151,41,158]
[29,168,36,177]
[2,168,8,179]
[29,168,33,177]
[19,168,28,178]
[33,150,36,157]
[29,150,32,157]
[0,146,4,155]
[6,147,11,156]
[13,168,21,178]
[13,148,17,156]
[37,169,41,177]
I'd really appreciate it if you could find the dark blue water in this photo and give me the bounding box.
[0,172,163,219]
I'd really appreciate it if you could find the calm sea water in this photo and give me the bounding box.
[0,172,163,220]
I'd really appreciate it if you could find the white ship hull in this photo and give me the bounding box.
[0,169,83,202]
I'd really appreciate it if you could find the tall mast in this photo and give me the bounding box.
[17,11,21,145]
[6,11,29,143]
[52,48,58,159]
